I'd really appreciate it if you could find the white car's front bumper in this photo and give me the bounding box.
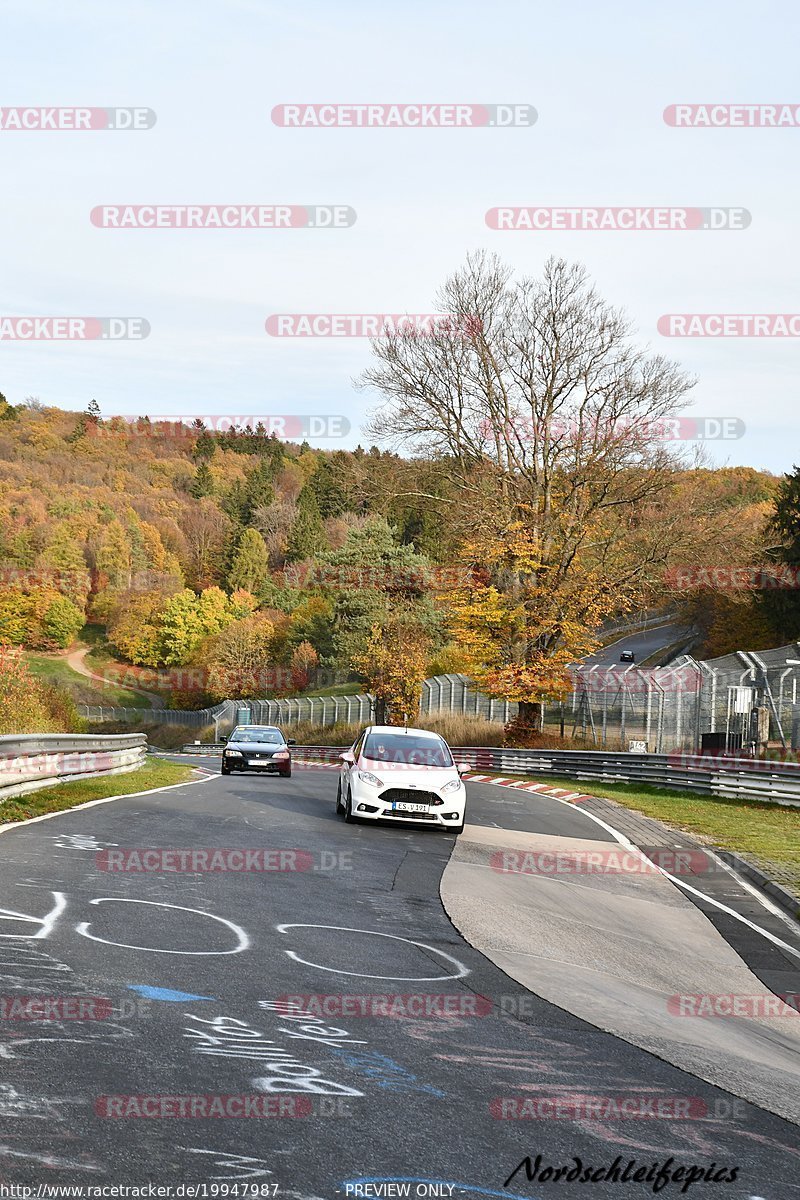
[348,777,466,826]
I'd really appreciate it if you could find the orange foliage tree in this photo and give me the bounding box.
[351,622,431,724]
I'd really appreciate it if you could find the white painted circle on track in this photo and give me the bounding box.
[275,923,470,980]
[76,898,250,955]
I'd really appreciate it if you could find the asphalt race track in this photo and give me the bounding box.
[0,764,798,1196]
[582,623,695,667]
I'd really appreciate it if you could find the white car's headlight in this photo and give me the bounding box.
[358,770,384,787]
[441,777,463,793]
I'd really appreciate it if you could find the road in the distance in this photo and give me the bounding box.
[0,766,798,1196]
[583,623,695,667]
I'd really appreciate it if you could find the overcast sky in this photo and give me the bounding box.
[1,0,798,472]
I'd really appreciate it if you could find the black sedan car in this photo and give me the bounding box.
[220,725,295,777]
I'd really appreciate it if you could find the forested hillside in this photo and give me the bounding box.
[0,389,784,717]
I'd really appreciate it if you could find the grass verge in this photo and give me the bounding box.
[479,771,800,894]
[0,756,197,826]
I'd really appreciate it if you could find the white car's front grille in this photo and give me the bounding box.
[379,788,438,806]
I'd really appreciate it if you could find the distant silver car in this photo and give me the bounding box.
[221,725,295,778]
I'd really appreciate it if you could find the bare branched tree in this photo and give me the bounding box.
[357,254,733,717]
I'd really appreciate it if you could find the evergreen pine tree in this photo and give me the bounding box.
[227,528,270,594]
[191,462,214,498]
[760,465,800,639]
[285,489,327,561]
[308,457,348,518]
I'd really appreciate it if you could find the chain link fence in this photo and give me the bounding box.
[78,641,800,753]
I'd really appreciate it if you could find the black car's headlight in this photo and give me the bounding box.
[225,749,242,756]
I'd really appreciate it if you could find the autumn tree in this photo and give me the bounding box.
[351,621,431,725]
[253,500,297,566]
[0,586,83,649]
[202,612,275,700]
[158,587,253,665]
[96,519,133,591]
[183,500,232,589]
[290,640,318,691]
[38,522,91,605]
[106,590,170,665]
[361,253,735,725]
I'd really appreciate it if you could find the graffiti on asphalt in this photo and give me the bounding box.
[329,1047,445,1097]
[183,1011,365,1096]
[128,984,216,1002]
[52,833,117,851]
[0,941,135,1059]
[182,1147,276,1181]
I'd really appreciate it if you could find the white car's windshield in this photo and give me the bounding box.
[362,733,453,767]
[231,730,283,744]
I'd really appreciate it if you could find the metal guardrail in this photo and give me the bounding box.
[0,733,147,805]
[279,745,800,807]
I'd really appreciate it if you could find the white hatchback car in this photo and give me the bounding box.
[336,725,467,834]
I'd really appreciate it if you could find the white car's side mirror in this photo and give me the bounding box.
[340,752,355,764]
[456,762,469,776]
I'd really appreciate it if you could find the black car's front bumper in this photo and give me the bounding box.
[223,755,289,772]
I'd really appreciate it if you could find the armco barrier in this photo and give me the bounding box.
[280,746,800,807]
[0,733,147,804]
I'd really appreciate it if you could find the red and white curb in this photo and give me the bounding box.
[200,754,591,793]
[461,773,591,803]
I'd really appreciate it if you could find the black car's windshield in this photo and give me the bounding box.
[231,729,283,744]
[362,733,453,767]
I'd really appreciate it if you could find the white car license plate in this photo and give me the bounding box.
[392,802,428,813]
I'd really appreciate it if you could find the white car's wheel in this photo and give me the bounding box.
[344,787,357,824]
[336,779,345,815]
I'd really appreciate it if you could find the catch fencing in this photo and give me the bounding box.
[78,641,800,755]
[0,733,147,805]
